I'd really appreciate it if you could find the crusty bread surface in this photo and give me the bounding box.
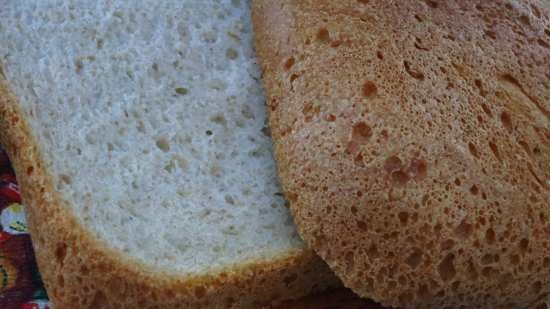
[253,0,550,308]
[0,0,340,308]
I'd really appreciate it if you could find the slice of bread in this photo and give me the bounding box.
[0,1,340,308]
[253,0,550,308]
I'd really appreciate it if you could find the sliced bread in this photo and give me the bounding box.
[0,1,339,308]
[253,0,550,308]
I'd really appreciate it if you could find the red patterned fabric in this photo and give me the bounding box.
[0,149,52,309]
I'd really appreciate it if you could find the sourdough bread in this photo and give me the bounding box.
[253,0,550,308]
[0,1,339,308]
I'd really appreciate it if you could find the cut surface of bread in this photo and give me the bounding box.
[0,0,339,308]
[253,0,550,308]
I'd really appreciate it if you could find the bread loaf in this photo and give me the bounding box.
[253,0,550,308]
[0,1,340,308]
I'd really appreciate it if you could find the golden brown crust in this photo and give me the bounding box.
[0,76,340,308]
[253,0,550,308]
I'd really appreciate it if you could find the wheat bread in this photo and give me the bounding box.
[253,0,550,308]
[0,1,340,308]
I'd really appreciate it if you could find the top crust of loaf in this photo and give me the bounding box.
[253,1,550,308]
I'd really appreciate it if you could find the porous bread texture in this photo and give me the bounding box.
[253,0,550,308]
[0,0,341,308]
[0,0,301,273]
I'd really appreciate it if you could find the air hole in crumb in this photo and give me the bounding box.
[519,238,529,253]
[156,138,170,152]
[384,156,403,173]
[414,37,430,51]
[398,212,409,225]
[441,239,455,250]
[205,130,213,136]
[241,105,255,119]
[414,14,424,22]
[106,143,114,152]
[210,114,227,126]
[367,244,379,258]
[482,267,496,278]
[55,243,67,265]
[485,30,497,39]
[519,14,531,27]
[175,87,189,96]
[480,104,492,117]
[438,253,456,281]
[75,59,83,73]
[510,254,520,265]
[468,142,479,158]
[357,0,369,4]
[362,81,378,98]
[455,219,473,239]
[474,79,487,97]
[284,57,295,70]
[392,171,410,185]
[404,61,425,80]
[225,48,238,60]
[317,28,330,43]
[224,195,235,205]
[354,153,365,166]
[164,160,176,173]
[470,185,479,195]
[486,228,496,244]
[376,51,384,59]
[500,111,512,131]
[423,0,439,8]
[351,122,373,143]
[137,121,146,133]
[356,220,368,231]
[60,174,72,185]
[518,140,531,155]
[406,249,423,269]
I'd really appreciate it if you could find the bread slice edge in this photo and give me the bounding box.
[0,72,340,309]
